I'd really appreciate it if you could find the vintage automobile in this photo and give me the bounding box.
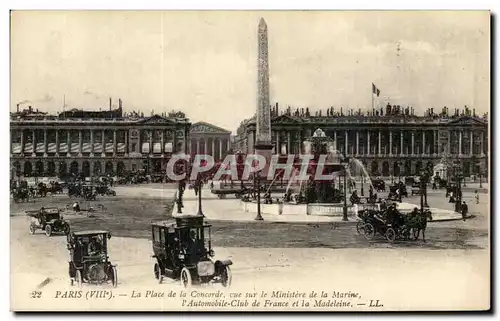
[67,230,117,287]
[151,216,233,288]
[27,207,70,236]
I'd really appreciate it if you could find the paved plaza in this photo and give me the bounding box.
[10,183,490,311]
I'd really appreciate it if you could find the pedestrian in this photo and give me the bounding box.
[475,190,479,204]
[461,201,468,221]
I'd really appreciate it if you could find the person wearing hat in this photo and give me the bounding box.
[461,201,468,221]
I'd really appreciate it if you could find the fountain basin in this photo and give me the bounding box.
[240,201,360,217]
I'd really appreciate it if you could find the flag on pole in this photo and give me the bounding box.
[372,83,381,97]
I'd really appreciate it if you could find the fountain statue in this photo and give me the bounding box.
[286,128,344,204]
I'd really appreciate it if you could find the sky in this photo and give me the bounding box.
[10,11,490,133]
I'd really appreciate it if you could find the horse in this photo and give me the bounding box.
[409,210,433,242]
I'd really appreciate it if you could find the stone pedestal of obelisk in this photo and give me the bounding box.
[254,17,274,179]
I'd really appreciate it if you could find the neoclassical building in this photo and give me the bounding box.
[234,104,489,177]
[10,104,191,178]
[189,122,232,161]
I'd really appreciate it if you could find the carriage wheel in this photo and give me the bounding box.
[221,265,232,288]
[45,225,52,237]
[110,266,118,288]
[29,224,36,235]
[154,263,163,284]
[363,223,375,240]
[75,270,83,288]
[356,221,365,235]
[385,228,396,243]
[63,224,71,235]
[180,267,192,288]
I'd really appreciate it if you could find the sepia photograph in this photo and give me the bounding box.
[9,10,490,312]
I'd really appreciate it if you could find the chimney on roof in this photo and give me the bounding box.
[118,98,122,109]
[16,104,19,113]
[109,97,112,111]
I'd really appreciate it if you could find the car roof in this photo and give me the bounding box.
[73,230,109,236]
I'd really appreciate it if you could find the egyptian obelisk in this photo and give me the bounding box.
[254,17,273,178]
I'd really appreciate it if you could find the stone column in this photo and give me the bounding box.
[211,138,215,157]
[422,131,426,155]
[66,131,70,154]
[334,131,337,152]
[43,129,48,156]
[287,131,291,154]
[90,130,94,155]
[196,139,200,154]
[433,130,438,155]
[480,131,484,156]
[20,130,24,154]
[411,131,415,155]
[124,131,128,156]
[276,131,280,154]
[345,130,348,155]
[161,131,165,154]
[79,130,83,156]
[298,131,302,154]
[113,130,117,156]
[378,131,381,155]
[356,131,359,155]
[400,131,403,155]
[55,130,59,155]
[367,130,370,155]
[219,139,223,158]
[227,138,230,153]
[470,131,473,155]
[389,131,392,155]
[459,131,462,155]
[32,129,36,156]
[102,129,105,151]
[149,130,153,155]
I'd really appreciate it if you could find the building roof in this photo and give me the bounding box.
[190,121,231,134]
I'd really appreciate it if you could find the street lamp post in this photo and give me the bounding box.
[341,158,349,221]
[197,177,204,217]
[255,170,264,221]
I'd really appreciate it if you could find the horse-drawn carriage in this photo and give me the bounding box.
[371,179,386,192]
[27,207,70,236]
[12,187,30,203]
[356,206,432,242]
[95,184,116,196]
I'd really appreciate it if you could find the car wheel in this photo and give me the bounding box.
[363,223,375,240]
[154,263,163,284]
[75,270,82,288]
[385,228,396,243]
[180,267,192,288]
[45,225,52,237]
[29,224,36,235]
[221,265,232,288]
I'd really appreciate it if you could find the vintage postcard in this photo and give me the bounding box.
[9,10,490,312]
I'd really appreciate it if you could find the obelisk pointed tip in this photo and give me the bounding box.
[259,17,267,28]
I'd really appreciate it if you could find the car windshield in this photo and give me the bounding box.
[81,234,106,256]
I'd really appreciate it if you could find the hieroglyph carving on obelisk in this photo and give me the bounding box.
[256,17,272,146]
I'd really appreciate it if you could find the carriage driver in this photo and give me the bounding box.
[88,236,103,256]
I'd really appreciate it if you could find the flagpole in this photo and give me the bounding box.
[371,84,374,114]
